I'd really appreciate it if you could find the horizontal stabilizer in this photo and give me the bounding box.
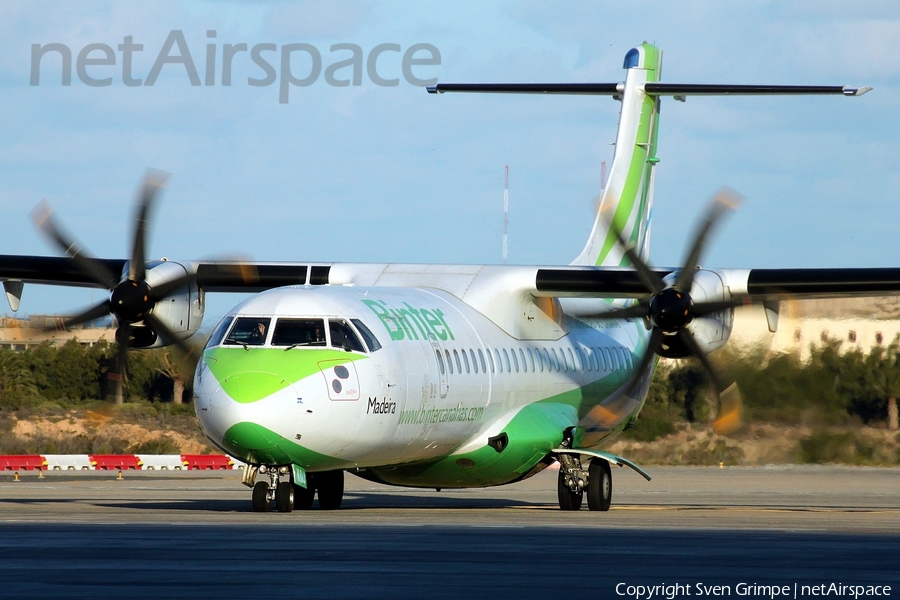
[643,83,872,97]
[427,83,871,97]
[426,82,620,95]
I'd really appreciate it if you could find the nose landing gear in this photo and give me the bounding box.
[245,464,344,512]
[249,465,297,513]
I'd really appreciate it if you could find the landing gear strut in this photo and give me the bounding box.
[246,464,344,512]
[249,465,296,513]
[556,454,613,512]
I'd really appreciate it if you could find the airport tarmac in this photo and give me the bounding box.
[1,466,898,598]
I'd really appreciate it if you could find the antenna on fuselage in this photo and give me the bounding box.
[502,164,509,264]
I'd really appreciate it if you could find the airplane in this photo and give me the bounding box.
[1,42,897,513]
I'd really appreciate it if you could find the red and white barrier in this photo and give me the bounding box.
[1,454,241,472]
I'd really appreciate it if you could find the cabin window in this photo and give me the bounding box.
[590,348,600,371]
[495,349,503,373]
[225,317,272,347]
[435,350,445,375]
[461,349,470,373]
[602,347,612,371]
[329,319,366,352]
[543,348,552,371]
[487,349,495,373]
[351,319,382,352]
[469,349,478,373]
[519,349,528,373]
[445,349,454,374]
[561,349,569,372]
[503,349,511,373]
[478,349,487,373]
[550,348,560,372]
[526,348,536,372]
[510,349,519,372]
[574,348,584,371]
[271,318,326,348]
[207,316,234,348]
[453,349,462,373]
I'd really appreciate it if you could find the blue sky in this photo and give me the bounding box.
[1,1,899,323]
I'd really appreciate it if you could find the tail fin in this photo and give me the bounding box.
[572,43,662,267]
[427,43,868,268]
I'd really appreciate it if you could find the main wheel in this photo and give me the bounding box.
[587,459,612,512]
[275,481,295,513]
[316,470,344,510]
[251,480,270,512]
[292,479,315,510]
[557,468,583,511]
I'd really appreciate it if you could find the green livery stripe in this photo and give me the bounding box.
[204,347,366,404]
[594,42,661,267]
[222,421,348,470]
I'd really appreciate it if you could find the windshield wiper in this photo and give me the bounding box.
[224,337,250,351]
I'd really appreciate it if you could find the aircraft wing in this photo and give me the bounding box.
[533,266,900,300]
[4,256,900,304]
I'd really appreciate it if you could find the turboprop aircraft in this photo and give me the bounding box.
[0,42,896,513]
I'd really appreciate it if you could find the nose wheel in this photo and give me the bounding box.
[248,465,343,512]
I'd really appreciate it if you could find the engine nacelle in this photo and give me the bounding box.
[128,260,204,348]
[656,269,734,359]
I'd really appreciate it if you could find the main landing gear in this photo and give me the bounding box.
[557,454,612,512]
[247,465,345,513]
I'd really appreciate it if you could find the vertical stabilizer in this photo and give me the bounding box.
[572,43,662,267]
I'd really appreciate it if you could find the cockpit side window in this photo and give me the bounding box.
[207,316,234,348]
[271,318,327,347]
[329,319,366,353]
[351,319,382,352]
[225,317,271,346]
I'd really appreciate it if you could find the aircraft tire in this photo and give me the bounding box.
[252,481,270,512]
[275,481,294,513]
[292,479,315,510]
[587,459,612,511]
[316,470,344,510]
[557,469,583,510]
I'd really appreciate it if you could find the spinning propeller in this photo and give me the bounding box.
[32,171,196,400]
[601,188,745,434]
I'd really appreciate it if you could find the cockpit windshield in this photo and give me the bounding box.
[224,317,271,346]
[329,319,366,353]
[206,316,233,348]
[272,318,327,347]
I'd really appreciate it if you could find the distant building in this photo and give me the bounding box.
[731,296,900,360]
[0,315,116,351]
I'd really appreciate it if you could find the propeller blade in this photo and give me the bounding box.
[601,204,665,295]
[676,328,744,434]
[129,171,168,282]
[674,188,743,293]
[714,382,744,435]
[107,322,131,405]
[147,271,198,302]
[622,328,663,399]
[41,300,112,332]
[691,298,752,317]
[31,201,119,290]
[144,313,196,358]
[592,303,650,321]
